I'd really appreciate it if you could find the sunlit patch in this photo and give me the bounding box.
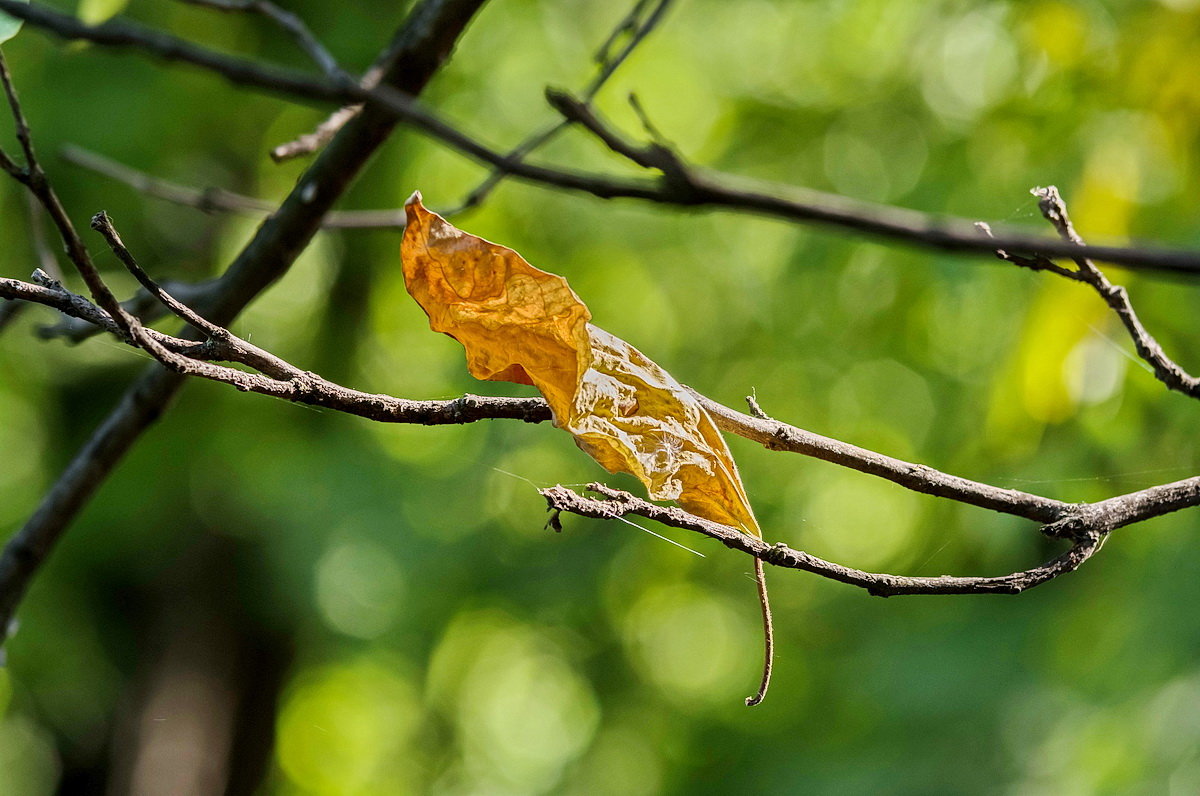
[987,279,1109,432]
[77,0,130,26]
[921,9,1018,123]
[621,583,752,705]
[804,471,923,572]
[0,384,45,529]
[828,358,935,452]
[1022,1,1089,67]
[314,537,405,639]
[426,611,600,793]
[276,657,421,793]
[570,725,665,796]
[1065,332,1129,407]
[0,714,60,795]
[1074,112,1181,223]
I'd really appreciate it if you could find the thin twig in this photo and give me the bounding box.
[0,269,552,420]
[25,190,63,279]
[444,0,674,215]
[60,145,408,228]
[1031,186,1200,400]
[695,392,1069,523]
[36,277,221,344]
[270,101,361,163]
[177,0,344,81]
[745,558,773,707]
[981,193,1200,400]
[543,484,1106,597]
[0,50,134,341]
[2,0,1198,273]
[269,18,410,162]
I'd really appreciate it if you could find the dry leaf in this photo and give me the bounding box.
[401,193,773,706]
[401,193,759,538]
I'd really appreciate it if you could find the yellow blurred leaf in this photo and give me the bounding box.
[77,0,130,25]
[400,194,759,538]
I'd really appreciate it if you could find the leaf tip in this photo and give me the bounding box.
[405,190,423,208]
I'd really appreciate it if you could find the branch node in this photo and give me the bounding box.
[761,541,791,566]
[31,268,63,290]
[746,392,770,420]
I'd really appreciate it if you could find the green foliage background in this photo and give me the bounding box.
[2,0,1200,792]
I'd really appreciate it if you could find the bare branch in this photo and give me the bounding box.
[269,16,413,162]
[1,273,121,334]
[1031,186,1200,400]
[2,266,550,422]
[696,393,1068,523]
[545,87,684,173]
[1,0,1196,691]
[2,0,1199,273]
[980,190,1200,400]
[60,145,409,229]
[13,251,1199,540]
[6,235,1196,617]
[36,276,222,344]
[14,231,1193,540]
[0,50,135,341]
[542,484,1104,597]
[270,101,361,163]
[73,1,676,216]
[178,0,344,82]
[12,242,1195,542]
[445,0,674,215]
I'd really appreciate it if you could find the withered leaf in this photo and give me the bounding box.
[401,193,760,539]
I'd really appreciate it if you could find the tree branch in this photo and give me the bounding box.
[42,2,672,346]
[268,15,416,162]
[2,0,1199,274]
[178,0,344,82]
[2,0,1198,670]
[5,226,1196,610]
[695,394,1069,523]
[1031,186,1200,399]
[980,189,1199,401]
[59,144,409,229]
[444,0,674,215]
[541,483,1105,597]
[11,236,1196,543]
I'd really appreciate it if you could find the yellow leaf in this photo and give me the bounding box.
[77,0,130,26]
[400,194,759,539]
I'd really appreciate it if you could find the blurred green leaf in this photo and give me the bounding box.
[77,0,128,26]
[0,0,27,44]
